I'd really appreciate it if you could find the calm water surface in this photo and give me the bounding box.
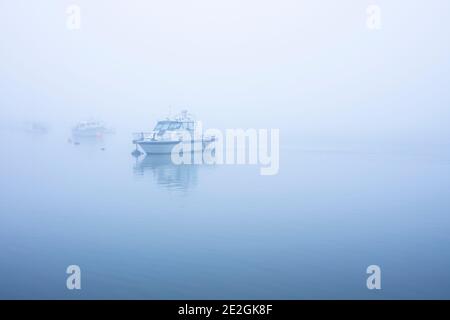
[1,129,450,299]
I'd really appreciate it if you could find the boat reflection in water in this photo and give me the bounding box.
[133,153,206,192]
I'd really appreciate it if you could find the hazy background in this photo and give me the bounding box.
[1,0,449,147]
[1,1,450,299]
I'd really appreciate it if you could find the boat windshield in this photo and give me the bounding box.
[154,121,182,131]
[168,122,182,130]
[154,121,170,131]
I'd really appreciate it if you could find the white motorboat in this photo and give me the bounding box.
[132,110,214,155]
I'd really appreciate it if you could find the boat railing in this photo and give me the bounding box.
[133,132,216,143]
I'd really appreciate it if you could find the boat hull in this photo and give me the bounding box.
[137,139,213,155]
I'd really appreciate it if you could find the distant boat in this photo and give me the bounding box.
[72,120,107,137]
[132,110,215,155]
[24,121,49,134]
